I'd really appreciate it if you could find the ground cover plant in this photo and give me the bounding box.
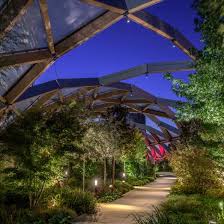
[135,194,224,224]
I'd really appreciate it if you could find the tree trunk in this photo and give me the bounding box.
[82,157,86,192]
[103,158,107,186]
[112,156,115,189]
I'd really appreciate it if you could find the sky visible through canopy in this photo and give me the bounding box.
[36,0,202,101]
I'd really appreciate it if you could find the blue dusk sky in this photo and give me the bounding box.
[36,0,202,101]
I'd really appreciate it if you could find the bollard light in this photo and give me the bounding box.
[94,179,98,187]
[109,184,113,188]
[122,180,125,183]
[122,172,126,178]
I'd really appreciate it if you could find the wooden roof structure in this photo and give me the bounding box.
[0,0,197,146]
[0,76,181,146]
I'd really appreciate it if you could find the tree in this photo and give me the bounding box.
[0,100,90,208]
[165,0,224,127]
[83,122,112,186]
[83,106,137,188]
[122,130,151,178]
[164,0,224,171]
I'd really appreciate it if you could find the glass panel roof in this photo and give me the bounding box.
[38,17,194,84]
[159,117,178,129]
[61,87,78,97]
[0,64,32,96]
[0,0,47,53]
[146,0,202,49]
[15,95,40,112]
[46,0,105,43]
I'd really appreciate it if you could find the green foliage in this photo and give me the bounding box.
[97,180,133,203]
[134,206,185,224]
[0,102,154,221]
[123,130,155,179]
[127,176,154,186]
[38,208,76,224]
[164,1,224,176]
[97,190,122,203]
[59,188,97,215]
[99,106,137,157]
[0,101,91,209]
[135,194,224,224]
[206,188,224,198]
[164,0,224,126]
[97,176,154,203]
[114,180,133,193]
[169,147,221,194]
[0,207,76,224]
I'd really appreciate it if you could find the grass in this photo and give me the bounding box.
[135,194,224,224]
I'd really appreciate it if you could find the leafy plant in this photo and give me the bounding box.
[134,206,185,224]
[97,190,122,203]
[135,194,223,224]
[169,146,221,194]
[0,101,92,209]
[60,188,97,215]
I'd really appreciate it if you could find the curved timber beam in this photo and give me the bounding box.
[0,0,33,39]
[147,114,180,135]
[129,11,197,60]
[0,78,181,123]
[99,61,194,85]
[80,0,162,14]
[125,0,162,13]
[80,0,126,14]
[3,11,122,104]
[132,122,166,139]
[39,0,55,55]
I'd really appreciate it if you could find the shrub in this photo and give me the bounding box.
[0,207,76,224]
[169,148,221,194]
[135,194,223,224]
[42,187,97,215]
[114,180,133,194]
[134,206,186,224]
[163,194,221,223]
[97,190,122,203]
[206,188,224,198]
[97,181,134,203]
[60,188,97,215]
[39,208,76,224]
[127,176,154,186]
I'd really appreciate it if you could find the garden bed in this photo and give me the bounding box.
[97,176,155,203]
[135,193,224,224]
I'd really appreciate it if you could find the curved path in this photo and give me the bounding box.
[77,172,176,224]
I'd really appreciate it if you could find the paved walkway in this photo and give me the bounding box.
[77,173,176,224]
